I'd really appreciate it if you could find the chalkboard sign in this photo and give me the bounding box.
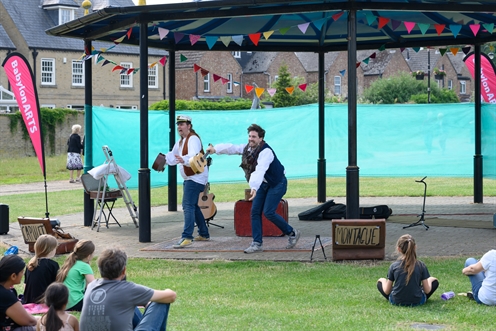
[332,219,386,260]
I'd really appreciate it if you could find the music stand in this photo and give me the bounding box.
[403,176,429,230]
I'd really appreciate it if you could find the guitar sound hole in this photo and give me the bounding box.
[202,196,208,201]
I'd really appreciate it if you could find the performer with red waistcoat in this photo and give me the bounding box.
[164,115,210,249]
[207,123,300,253]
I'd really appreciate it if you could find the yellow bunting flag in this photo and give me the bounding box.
[285,86,295,95]
[263,31,274,40]
[255,87,265,98]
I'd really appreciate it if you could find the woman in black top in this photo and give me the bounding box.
[67,124,84,183]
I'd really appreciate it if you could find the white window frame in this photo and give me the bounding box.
[448,80,453,90]
[115,105,138,110]
[203,73,210,92]
[334,76,341,95]
[66,105,84,110]
[148,65,158,88]
[232,51,241,58]
[460,81,466,94]
[227,73,233,94]
[59,8,74,25]
[72,60,84,86]
[41,58,55,86]
[120,62,133,88]
[41,104,56,109]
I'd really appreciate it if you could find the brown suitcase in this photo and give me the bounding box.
[234,199,288,237]
[152,153,166,172]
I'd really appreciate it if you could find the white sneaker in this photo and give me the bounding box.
[244,242,263,254]
[286,229,301,249]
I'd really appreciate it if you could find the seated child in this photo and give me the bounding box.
[37,283,79,331]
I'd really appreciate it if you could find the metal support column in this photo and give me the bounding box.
[168,51,178,211]
[317,51,326,203]
[474,45,483,203]
[83,39,94,227]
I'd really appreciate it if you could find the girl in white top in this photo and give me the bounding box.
[36,283,79,331]
[463,250,496,305]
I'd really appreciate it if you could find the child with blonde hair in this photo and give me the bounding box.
[37,283,79,331]
[377,234,439,306]
[56,240,95,311]
[23,234,59,304]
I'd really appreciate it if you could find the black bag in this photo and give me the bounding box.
[323,203,347,220]
[359,205,392,219]
[298,200,335,221]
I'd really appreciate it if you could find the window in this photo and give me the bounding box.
[448,80,453,90]
[274,75,279,82]
[148,65,158,88]
[460,81,466,94]
[72,60,84,86]
[115,105,138,110]
[66,105,84,110]
[59,8,74,25]
[203,73,210,92]
[41,59,55,85]
[232,51,241,58]
[227,73,233,93]
[41,104,56,109]
[120,62,133,88]
[334,76,341,95]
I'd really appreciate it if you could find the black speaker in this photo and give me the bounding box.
[0,204,9,235]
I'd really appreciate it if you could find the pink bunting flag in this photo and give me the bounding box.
[378,17,390,29]
[298,83,307,92]
[189,34,201,45]
[298,23,310,34]
[221,77,229,85]
[332,11,344,21]
[434,24,445,36]
[126,27,132,39]
[159,56,167,66]
[245,84,254,93]
[248,33,261,46]
[404,22,416,34]
[267,88,276,97]
[158,27,169,40]
[285,86,295,95]
[213,74,221,82]
[470,24,481,36]
[193,64,201,73]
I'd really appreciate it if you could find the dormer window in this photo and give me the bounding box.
[59,8,75,24]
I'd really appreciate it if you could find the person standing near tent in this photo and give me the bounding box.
[164,115,210,249]
[206,123,300,254]
[66,124,84,183]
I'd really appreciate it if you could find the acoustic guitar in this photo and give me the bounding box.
[198,182,217,221]
[189,144,213,174]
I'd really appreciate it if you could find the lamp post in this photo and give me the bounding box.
[427,48,431,104]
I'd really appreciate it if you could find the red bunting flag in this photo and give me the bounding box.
[200,68,209,77]
[213,74,221,82]
[332,11,344,21]
[159,56,167,66]
[248,33,261,46]
[112,65,124,72]
[298,83,307,92]
[126,27,132,39]
[127,68,135,75]
[193,63,201,73]
[434,24,445,36]
[356,62,361,68]
[245,84,254,93]
[378,17,390,29]
[221,77,229,85]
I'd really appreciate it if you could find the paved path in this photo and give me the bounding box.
[1,181,495,261]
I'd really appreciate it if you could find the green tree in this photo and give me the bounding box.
[271,64,294,107]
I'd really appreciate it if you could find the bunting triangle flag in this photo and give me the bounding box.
[114,35,126,43]
[298,23,310,34]
[332,11,344,21]
[96,55,104,64]
[434,24,445,36]
[120,69,128,74]
[233,35,244,46]
[450,47,459,56]
[482,23,494,34]
[174,32,185,44]
[206,36,218,49]
[365,12,376,26]
[391,19,401,31]
[189,34,201,45]
[112,65,124,72]
[470,24,481,36]
[180,54,188,62]
[263,31,274,40]
[356,62,361,68]
[133,68,140,74]
[267,88,276,97]
[378,44,386,51]
[298,83,307,92]
[220,36,232,47]
[233,81,240,86]
[378,17,390,29]
[248,33,261,46]
[126,27,132,39]
[193,63,201,72]
[159,56,167,66]
[255,87,265,98]
[439,48,448,56]
[313,18,327,30]
[339,69,346,76]
[245,84,254,93]
[158,27,169,40]
[102,59,111,67]
[149,62,157,68]
[418,23,430,35]
[213,74,221,82]
[285,86,295,95]
[369,52,376,59]
[449,24,462,38]
[200,68,209,77]
[221,77,229,85]
[363,57,370,65]
[127,68,135,75]
[404,22,416,34]
[412,47,421,53]
[400,48,405,52]
[462,46,472,55]
[279,27,291,35]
